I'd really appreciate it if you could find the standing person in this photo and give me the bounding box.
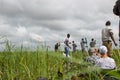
[95,46,116,69]
[101,21,117,57]
[72,41,77,53]
[54,42,60,52]
[89,38,97,53]
[90,38,96,48]
[113,0,120,41]
[80,38,86,54]
[64,33,71,57]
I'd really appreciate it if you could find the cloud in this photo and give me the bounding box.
[16,26,28,37]
[0,0,119,50]
[29,33,44,42]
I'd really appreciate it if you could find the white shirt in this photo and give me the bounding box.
[95,57,116,69]
[80,41,85,49]
[102,27,112,41]
[64,38,70,48]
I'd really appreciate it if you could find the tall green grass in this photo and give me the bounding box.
[0,41,120,80]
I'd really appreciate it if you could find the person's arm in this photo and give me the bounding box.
[66,40,71,49]
[109,32,117,46]
[109,59,116,69]
[95,59,101,67]
[94,40,96,44]
[75,44,77,47]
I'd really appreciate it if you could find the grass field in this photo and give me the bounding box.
[0,43,120,80]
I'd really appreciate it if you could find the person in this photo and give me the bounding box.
[95,46,116,69]
[113,0,120,39]
[101,21,117,57]
[64,33,71,57]
[72,41,77,53]
[54,42,60,52]
[90,38,96,48]
[86,48,100,64]
[96,49,101,58]
[80,38,86,54]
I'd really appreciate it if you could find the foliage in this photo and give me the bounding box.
[0,42,119,80]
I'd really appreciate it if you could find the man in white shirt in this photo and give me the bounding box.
[64,33,71,57]
[102,21,117,57]
[95,46,116,69]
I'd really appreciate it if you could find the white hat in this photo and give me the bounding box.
[99,46,108,54]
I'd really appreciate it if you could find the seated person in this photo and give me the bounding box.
[86,48,100,64]
[95,46,116,69]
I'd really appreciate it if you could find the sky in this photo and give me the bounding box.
[0,0,119,50]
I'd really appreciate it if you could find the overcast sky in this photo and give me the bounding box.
[0,0,119,50]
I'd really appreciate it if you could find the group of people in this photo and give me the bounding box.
[63,20,118,69]
[80,37,96,54]
[85,18,118,70]
[55,0,119,69]
[86,46,116,69]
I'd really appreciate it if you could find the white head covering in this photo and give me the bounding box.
[99,46,108,54]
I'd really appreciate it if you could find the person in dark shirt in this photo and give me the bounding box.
[54,42,60,52]
[113,0,120,40]
[90,38,96,48]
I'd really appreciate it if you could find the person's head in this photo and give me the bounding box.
[99,46,108,57]
[72,41,74,43]
[67,33,70,38]
[91,38,94,41]
[82,38,84,41]
[88,48,96,56]
[105,21,111,26]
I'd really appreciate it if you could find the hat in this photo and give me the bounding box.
[88,48,95,53]
[99,46,107,54]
